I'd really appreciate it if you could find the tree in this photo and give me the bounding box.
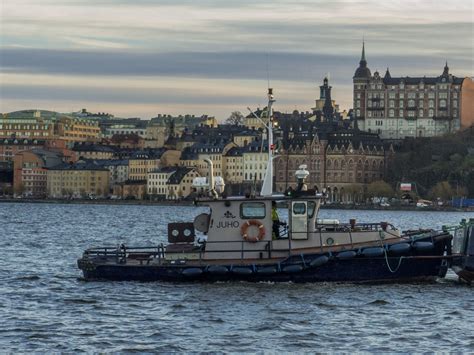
[429,180,467,201]
[366,180,394,199]
[428,181,454,201]
[225,111,244,125]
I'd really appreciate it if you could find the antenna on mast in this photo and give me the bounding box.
[246,87,275,197]
[266,52,270,90]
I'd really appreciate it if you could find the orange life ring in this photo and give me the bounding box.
[241,220,266,242]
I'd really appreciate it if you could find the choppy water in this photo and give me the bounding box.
[1,202,473,352]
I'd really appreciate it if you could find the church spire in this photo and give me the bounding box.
[442,61,449,76]
[361,41,366,63]
[353,41,371,78]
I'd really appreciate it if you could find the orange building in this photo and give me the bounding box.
[13,149,64,197]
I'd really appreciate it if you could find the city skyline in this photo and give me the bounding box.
[1,0,472,119]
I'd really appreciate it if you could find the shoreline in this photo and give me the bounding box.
[0,197,472,212]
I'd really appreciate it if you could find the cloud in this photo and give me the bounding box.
[0,0,472,118]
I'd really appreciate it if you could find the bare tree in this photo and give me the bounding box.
[225,111,244,125]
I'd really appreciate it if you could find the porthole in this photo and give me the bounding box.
[326,237,334,246]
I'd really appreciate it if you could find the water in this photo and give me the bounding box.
[1,203,473,352]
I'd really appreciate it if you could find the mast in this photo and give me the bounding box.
[260,88,275,196]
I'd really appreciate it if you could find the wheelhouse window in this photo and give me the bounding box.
[240,202,266,219]
[307,201,317,218]
[293,202,306,215]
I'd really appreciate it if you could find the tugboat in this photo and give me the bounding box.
[78,89,452,283]
[450,219,474,284]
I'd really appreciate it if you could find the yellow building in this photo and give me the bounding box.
[72,143,115,160]
[222,146,244,184]
[178,143,224,178]
[47,160,110,198]
[243,142,268,182]
[1,110,100,143]
[147,167,178,197]
[233,131,259,147]
[128,150,164,181]
[244,108,268,130]
[1,110,55,139]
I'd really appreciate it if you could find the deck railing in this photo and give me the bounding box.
[82,223,403,265]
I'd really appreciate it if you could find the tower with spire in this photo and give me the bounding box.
[353,41,372,124]
[312,76,339,121]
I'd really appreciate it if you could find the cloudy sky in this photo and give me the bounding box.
[0,0,472,120]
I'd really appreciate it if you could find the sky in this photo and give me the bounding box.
[0,0,472,120]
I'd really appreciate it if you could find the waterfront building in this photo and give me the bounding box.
[90,159,129,190]
[222,146,244,184]
[147,167,178,198]
[273,118,389,202]
[128,150,165,181]
[47,160,109,198]
[166,167,200,200]
[180,143,225,178]
[113,180,147,200]
[242,141,268,183]
[13,149,64,197]
[353,43,474,139]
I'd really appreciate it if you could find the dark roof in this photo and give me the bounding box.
[167,167,195,184]
[86,159,128,167]
[28,149,64,168]
[225,146,243,157]
[243,140,268,153]
[73,144,115,153]
[354,66,371,79]
[49,160,109,171]
[180,147,199,160]
[383,76,465,86]
[149,167,178,174]
[188,142,225,154]
[130,148,166,159]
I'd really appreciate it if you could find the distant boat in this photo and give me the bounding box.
[78,89,453,283]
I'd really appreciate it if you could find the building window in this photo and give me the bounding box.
[389,109,395,118]
[419,110,423,117]
[389,100,395,108]
[429,109,434,117]
[399,100,404,108]
[439,99,446,108]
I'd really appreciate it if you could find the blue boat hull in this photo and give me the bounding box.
[78,233,451,283]
[80,255,447,283]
